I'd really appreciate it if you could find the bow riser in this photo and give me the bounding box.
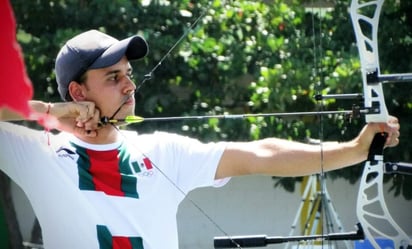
[350,0,389,124]
[357,157,411,249]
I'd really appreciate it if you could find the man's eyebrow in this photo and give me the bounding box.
[104,69,120,76]
[103,67,132,76]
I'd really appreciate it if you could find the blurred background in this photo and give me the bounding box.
[2,0,411,248]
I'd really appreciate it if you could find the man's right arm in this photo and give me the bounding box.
[0,100,100,136]
[0,106,28,121]
[0,101,54,121]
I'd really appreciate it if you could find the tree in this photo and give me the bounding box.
[10,0,412,208]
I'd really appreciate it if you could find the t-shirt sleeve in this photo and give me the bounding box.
[137,131,230,194]
[0,122,49,185]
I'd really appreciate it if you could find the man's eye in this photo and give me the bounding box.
[108,75,118,81]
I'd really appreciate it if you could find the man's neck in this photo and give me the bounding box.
[75,125,120,144]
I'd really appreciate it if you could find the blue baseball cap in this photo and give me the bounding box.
[55,29,149,101]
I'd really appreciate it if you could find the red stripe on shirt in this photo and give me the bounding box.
[87,149,124,197]
[113,236,132,249]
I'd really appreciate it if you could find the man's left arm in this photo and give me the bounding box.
[215,116,400,179]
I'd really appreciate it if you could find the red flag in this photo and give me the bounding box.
[0,0,33,118]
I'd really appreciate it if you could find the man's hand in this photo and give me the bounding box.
[357,115,400,154]
[50,101,100,137]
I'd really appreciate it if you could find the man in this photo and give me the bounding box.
[0,30,400,249]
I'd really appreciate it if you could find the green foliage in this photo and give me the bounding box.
[11,0,412,198]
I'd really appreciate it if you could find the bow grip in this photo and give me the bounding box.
[367,132,387,164]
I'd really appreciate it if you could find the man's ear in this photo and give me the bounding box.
[68,81,86,101]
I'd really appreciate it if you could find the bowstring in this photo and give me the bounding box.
[103,4,210,123]
[134,2,209,94]
[104,2,339,248]
[111,125,242,248]
[310,2,328,249]
[109,1,243,248]
[311,4,342,249]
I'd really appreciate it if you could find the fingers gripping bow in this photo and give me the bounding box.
[350,1,411,249]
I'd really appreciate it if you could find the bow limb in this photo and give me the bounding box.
[350,1,411,249]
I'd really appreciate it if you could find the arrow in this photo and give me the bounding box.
[100,107,368,126]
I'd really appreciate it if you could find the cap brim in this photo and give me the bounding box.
[89,35,148,69]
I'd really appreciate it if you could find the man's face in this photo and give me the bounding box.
[82,56,136,120]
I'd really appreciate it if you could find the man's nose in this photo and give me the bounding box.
[123,76,136,94]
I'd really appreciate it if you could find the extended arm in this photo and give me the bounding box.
[215,116,400,179]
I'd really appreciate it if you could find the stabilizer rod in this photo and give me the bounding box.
[214,223,364,248]
[385,162,412,176]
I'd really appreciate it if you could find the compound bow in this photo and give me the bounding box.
[351,1,412,249]
[98,1,412,248]
[214,0,412,248]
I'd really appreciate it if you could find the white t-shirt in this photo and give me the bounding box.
[0,122,229,249]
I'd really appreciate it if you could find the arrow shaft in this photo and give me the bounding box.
[112,109,366,124]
